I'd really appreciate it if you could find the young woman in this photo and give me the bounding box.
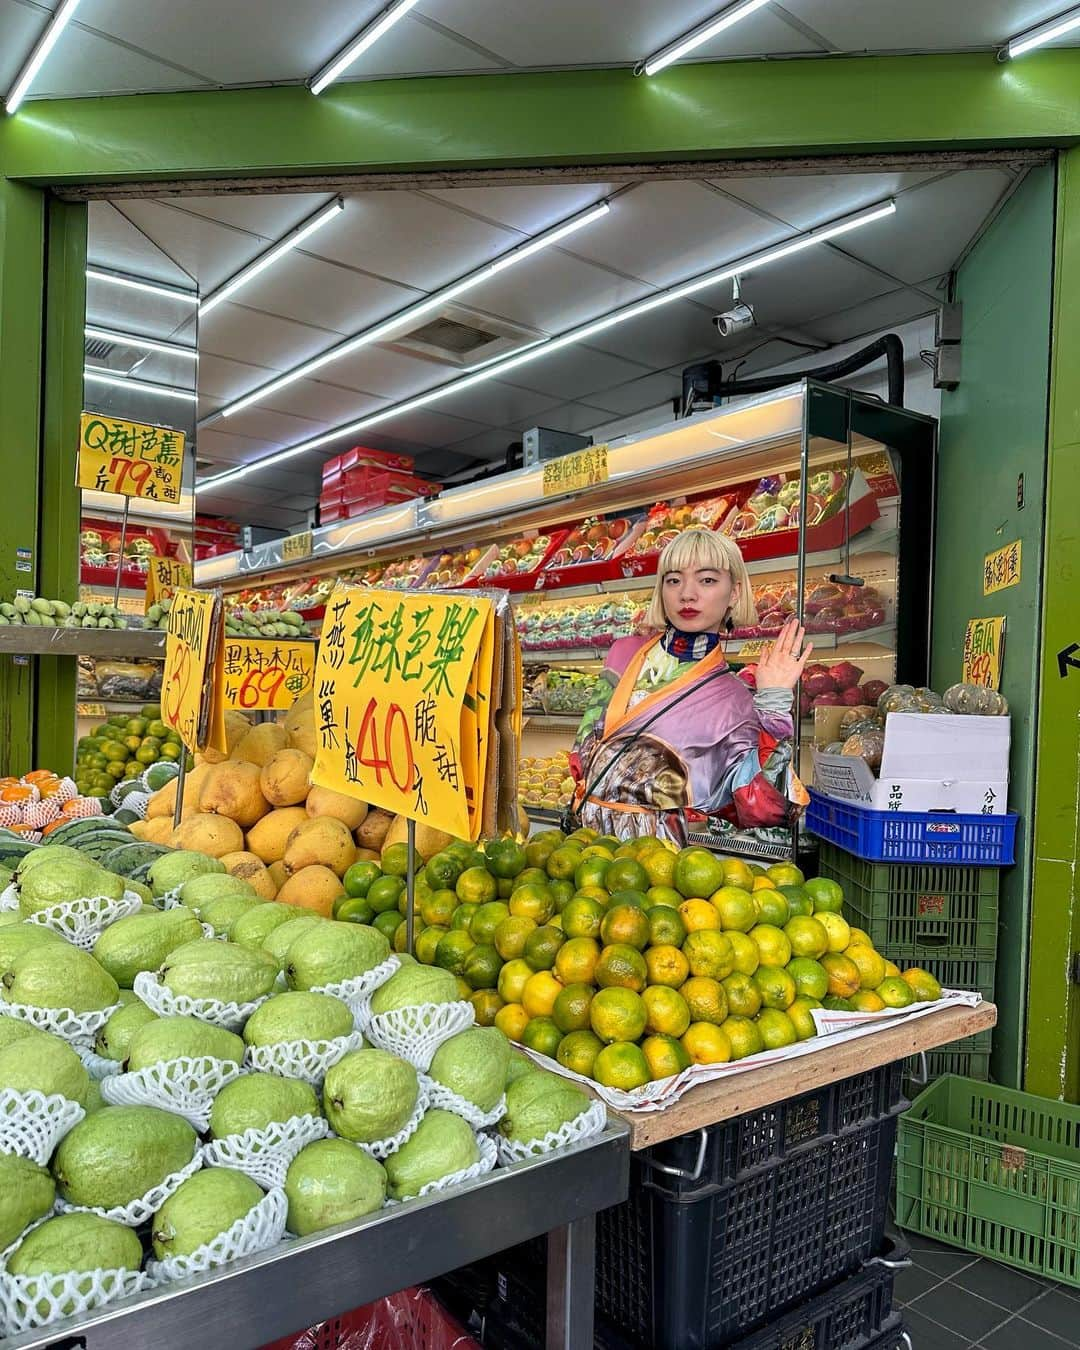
[569,527,811,847]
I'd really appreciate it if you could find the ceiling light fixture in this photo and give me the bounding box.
[310,0,422,94]
[1004,4,1080,56]
[4,0,84,114]
[199,198,345,317]
[86,268,199,305]
[210,199,611,422]
[197,198,895,492]
[84,369,197,403]
[85,326,198,361]
[638,0,773,75]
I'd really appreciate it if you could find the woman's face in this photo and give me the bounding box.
[661,566,738,633]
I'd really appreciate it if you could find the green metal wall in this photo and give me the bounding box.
[932,166,1055,1089]
[1027,147,1080,1101]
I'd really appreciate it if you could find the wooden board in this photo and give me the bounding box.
[613,1001,997,1151]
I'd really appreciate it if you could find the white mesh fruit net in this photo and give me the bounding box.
[202,1113,329,1191]
[146,1186,288,1286]
[0,1090,85,1167]
[100,1056,245,1132]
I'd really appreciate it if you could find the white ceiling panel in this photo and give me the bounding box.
[116,202,289,295]
[320,344,458,401]
[585,298,722,369]
[843,171,1014,283]
[256,378,392,427]
[498,347,650,402]
[224,251,415,338]
[12,11,213,98]
[196,427,281,465]
[435,429,519,463]
[508,401,612,437]
[86,204,195,288]
[576,369,683,419]
[0,0,52,92]
[427,379,562,430]
[414,0,820,67]
[85,283,197,343]
[167,195,338,240]
[565,182,790,289]
[807,276,947,344]
[725,249,896,329]
[801,0,1074,51]
[717,170,943,233]
[304,194,518,292]
[201,305,341,372]
[208,405,330,447]
[460,252,653,336]
[196,353,278,404]
[368,408,494,450]
[423,183,617,235]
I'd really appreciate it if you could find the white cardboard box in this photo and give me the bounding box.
[811,712,1010,815]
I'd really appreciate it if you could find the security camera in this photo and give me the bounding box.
[713,300,756,338]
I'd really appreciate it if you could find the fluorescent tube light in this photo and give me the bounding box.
[199,198,345,316]
[85,369,197,403]
[4,0,83,114]
[640,0,773,75]
[197,199,895,492]
[86,269,199,305]
[310,0,422,94]
[1005,4,1080,56]
[211,200,610,422]
[85,326,197,361]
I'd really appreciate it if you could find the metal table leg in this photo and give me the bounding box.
[546,1214,596,1350]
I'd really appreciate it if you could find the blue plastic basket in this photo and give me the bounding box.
[806,789,1017,865]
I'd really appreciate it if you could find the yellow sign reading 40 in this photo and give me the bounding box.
[311,585,495,840]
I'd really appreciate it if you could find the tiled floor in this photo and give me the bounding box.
[893,1228,1080,1348]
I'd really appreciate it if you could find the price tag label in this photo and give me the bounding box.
[962,616,1006,690]
[222,638,315,712]
[542,444,608,497]
[145,555,192,612]
[983,540,1022,595]
[736,638,772,660]
[311,585,495,840]
[77,413,184,504]
[162,587,227,752]
[77,702,106,718]
[281,530,313,562]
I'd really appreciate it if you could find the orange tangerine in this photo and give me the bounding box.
[641,986,691,1037]
[727,931,760,976]
[594,944,648,992]
[752,966,796,1010]
[494,916,537,960]
[681,1022,732,1065]
[756,1008,798,1050]
[642,1033,692,1080]
[594,1042,651,1090]
[721,972,762,1018]
[681,976,729,1025]
[821,953,861,999]
[557,1029,604,1077]
[644,944,690,989]
[554,936,601,986]
[589,988,647,1044]
[719,1016,764,1060]
[497,958,533,1004]
[787,996,821,1041]
[600,904,651,950]
[678,898,721,933]
[552,982,595,1034]
[710,886,758,932]
[646,906,687,948]
[682,930,734,980]
[672,848,725,900]
[849,990,886,1013]
[784,915,829,960]
[876,976,915,1009]
[845,944,886,990]
[901,967,942,1002]
[521,1016,563,1058]
[561,896,604,940]
[494,1002,529,1041]
[749,924,792,969]
[522,970,563,1019]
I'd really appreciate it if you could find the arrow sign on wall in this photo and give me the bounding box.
[1058,643,1080,678]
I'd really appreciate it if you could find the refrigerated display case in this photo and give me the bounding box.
[197,381,936,832]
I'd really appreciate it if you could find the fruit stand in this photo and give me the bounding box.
[0,1119,629,1350]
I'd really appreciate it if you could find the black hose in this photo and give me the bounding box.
[721,333,905,407]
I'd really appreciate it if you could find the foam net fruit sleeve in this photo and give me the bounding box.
[0,1265,151,1337]
[495,1098,608,1165]
[0,1001,122,1053]
[202,1113,330,1190]
[362,1001,475,1072]
[244,1030,365,1089]
[146,1187,288,1287]
[418,1075,507,1130]
[0,1090,85,1167]
[132,971,271,1033]
[25,892,144,951]
[55,1146,204,1228]
[100,1056,246,1132]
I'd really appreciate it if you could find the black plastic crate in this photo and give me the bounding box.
[595,1068,907,1349]
[728,1237,908,1349]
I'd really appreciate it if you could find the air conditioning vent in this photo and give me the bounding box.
[403,316,500,355]
[385,303,543,369]
[84,337,115,361]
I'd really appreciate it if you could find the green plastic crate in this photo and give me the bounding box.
[896,1076,1080,1286]
[819,842,1000,963]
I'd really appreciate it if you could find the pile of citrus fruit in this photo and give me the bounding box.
[342,827,944,1092]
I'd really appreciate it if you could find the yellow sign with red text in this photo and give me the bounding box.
[161,588,227,753]
[222,638,316,712]
[77,413,185,504]
[145,555,192,612]
[962,616,1006,690]
[311,586,495,840]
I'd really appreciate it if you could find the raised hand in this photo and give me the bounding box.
[755,618,813,691]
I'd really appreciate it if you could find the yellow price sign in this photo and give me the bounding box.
[161,588,227,753]
[311,585,495,840]
[542,444,608,497]
[77,413,185,504]
[983,540,1022,595]
[145,555,192,612]
[222,638,316,712]
[962,616,1006,690]
[736,638,772,661]
[281,530,313,562]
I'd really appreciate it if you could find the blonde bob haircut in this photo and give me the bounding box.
[643,527,757,631]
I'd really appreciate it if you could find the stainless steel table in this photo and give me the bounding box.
[0,1121,629,1350]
